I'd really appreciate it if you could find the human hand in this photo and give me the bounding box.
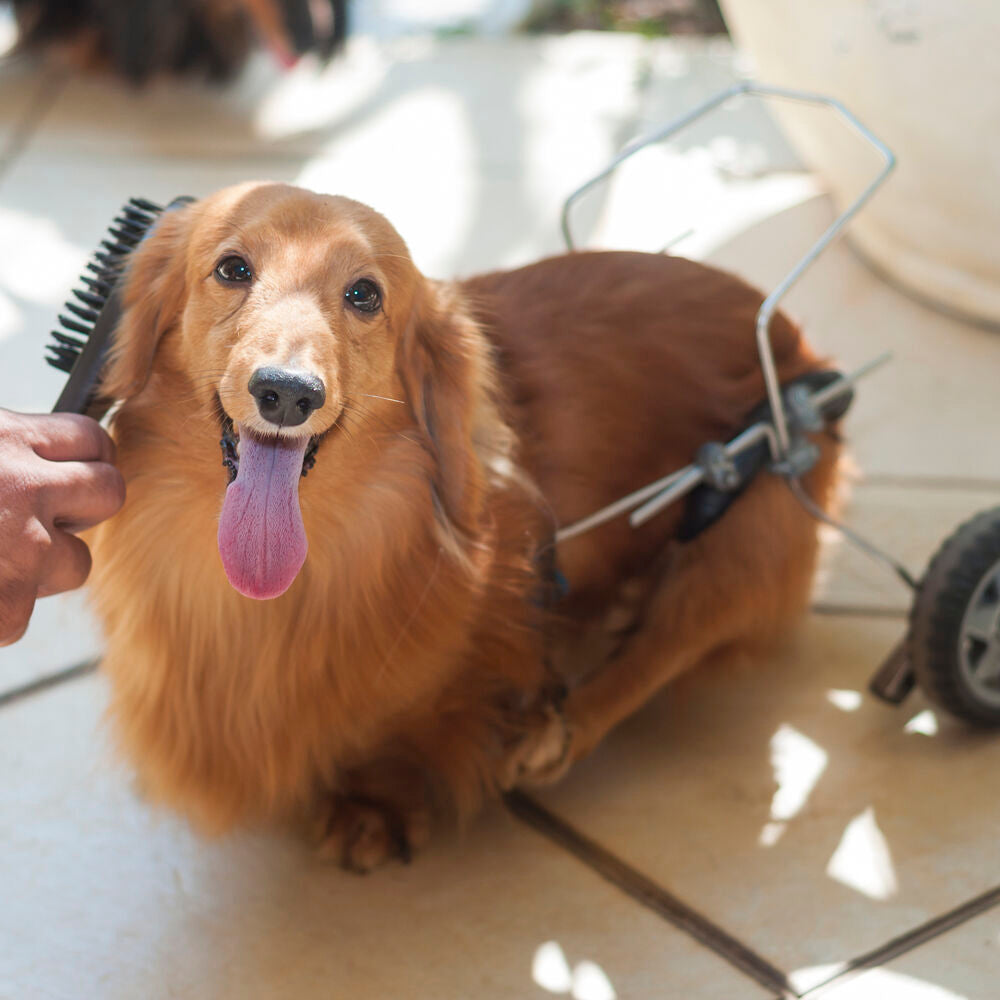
[0,409,125,646]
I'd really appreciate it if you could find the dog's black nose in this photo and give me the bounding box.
[248,367,326,427]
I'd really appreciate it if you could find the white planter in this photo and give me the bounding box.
[717,0,1000,326]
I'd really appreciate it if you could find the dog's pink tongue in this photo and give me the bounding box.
[218,428,309,600]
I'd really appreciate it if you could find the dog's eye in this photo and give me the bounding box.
[344,279,381,313]
[215,255,253,284]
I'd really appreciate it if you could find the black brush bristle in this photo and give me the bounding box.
[56,314,92,336]
[46,196,167,412]
[71,287,107,310]
[64,302,99,323]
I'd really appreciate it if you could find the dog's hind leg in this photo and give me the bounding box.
[518,437,841,786]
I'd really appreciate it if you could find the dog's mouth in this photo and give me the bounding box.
[215,402,328,602]
[218,410,320,484]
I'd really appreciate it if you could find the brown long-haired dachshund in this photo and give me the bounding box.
[88,182,840,871]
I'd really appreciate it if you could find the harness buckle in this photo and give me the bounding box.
[694,442,742,491]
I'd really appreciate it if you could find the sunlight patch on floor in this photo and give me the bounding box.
[827,688,864,712]
[759,723,828,847]
[532,942,617,1000]
[254,38,390,141]
[808,968,971,999]
[788,962,849,994]
[585,141,820,260]
[0,206,88,307]
[904,709,939,736]
[826,806,899,900]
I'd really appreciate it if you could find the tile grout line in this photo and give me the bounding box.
[810,603,907,620]
[504,791,796,999]
[801,883,1000,997]
[858,472,1000,494]
[0,658,98,710]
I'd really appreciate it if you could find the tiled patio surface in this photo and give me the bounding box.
[2,30,999,1000]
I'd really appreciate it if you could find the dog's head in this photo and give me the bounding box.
[104,182,494,600]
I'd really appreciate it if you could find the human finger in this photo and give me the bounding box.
[41,461,126,532]
[25,412,117,465]
[36,530,93,597]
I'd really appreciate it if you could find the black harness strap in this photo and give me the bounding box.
[677,368,852,542]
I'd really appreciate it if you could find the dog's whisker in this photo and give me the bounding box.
[361,393,406,405]
[342,400,397,433]
[337,415,374,447]
[173,403,221,429]
[343,400,386,420]
[336,420,357,446]
[162,390,221,408]
[343,407,401,447]
[177,383,225,393]
[172,377,228,391]
[180,380,229,391]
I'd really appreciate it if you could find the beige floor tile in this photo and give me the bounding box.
[0,591,101,697]
[0,675,776,1000]
[814,481,1000,613]
[706,195,1000,483]
[533,613,1000,977]
[21,34,645,165]
[806,909,1000,1000]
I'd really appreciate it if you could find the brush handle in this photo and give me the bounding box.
[51,284,123,420]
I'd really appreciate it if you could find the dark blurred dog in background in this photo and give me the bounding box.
[6,0,348,81]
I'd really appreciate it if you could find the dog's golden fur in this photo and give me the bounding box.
[88,182,840,870]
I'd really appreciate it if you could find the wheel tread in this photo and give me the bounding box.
[908,507,1000,726]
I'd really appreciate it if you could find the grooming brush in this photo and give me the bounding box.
[46,196,193,418]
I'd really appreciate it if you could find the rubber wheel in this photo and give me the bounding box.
[908,506,1000,726]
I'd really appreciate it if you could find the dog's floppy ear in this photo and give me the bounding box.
[398,280,494,542]
[100,205,193,401]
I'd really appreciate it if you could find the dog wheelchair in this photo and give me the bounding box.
[557,83,1000,727]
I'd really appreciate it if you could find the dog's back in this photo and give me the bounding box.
[462,251,826,603]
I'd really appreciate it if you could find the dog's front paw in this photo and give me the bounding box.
[499,704,575,790]
[312,796,431,873]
